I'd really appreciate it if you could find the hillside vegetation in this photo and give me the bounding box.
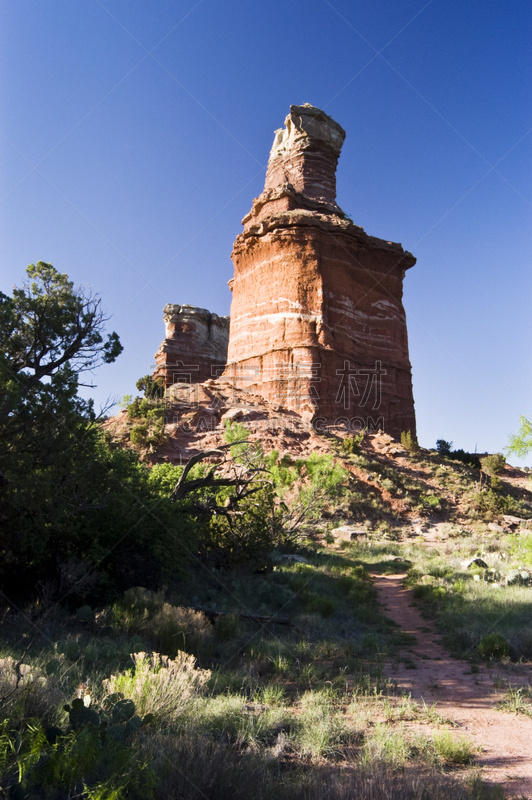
[1,265,531,798]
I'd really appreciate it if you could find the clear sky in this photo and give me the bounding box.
[1,0,531,463]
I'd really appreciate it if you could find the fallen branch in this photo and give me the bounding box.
[188,605,303,633]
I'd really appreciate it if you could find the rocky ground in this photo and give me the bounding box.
[104,378,531,536]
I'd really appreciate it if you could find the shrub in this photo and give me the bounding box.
[480,453,506,476]
[214,614,241,642]
[129,411,166,448]
[0,657,62,724]
[103,651,211,724]
[109,587,165,636]
[449,449,481,469]
[419,493,441,511]
[0,712,155,799]
[149,604,213,657]
[432,730,476,765]
[341,434,364,455]
[130,422,149,444]
[122,586,166,616]
[477,633,510,660]
[401,431,419,453]
[469,488,522,516]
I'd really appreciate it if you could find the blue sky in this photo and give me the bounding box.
[1,0,531,463]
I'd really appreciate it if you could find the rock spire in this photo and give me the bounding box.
[224,104,417,439]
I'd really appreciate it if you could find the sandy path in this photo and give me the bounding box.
[372,572,532,797]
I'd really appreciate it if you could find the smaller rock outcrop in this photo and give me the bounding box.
[153,304,229,388]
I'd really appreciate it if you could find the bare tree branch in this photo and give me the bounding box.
[169,440,258,503]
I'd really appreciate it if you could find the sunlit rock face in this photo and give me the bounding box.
[224,104,417,440]
[153,304,229,386]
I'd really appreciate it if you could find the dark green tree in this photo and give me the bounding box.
[436,439,453,455]
[0,261,122,386]
[0,263,193,601]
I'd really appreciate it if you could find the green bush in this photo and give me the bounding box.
[477,632,510,660]
[0,410,196,602]
[432,730,476,765]
[341,434,364,455]
[130,422,149,444]
[469,487,524,516]
[480,453,506,476]
[419,493,441,511]
[436,439,453,455]
[194,438,347,569]
[401,431,419,453]
[449,449,481,469]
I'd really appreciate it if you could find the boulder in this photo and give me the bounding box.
[488,522,505,533]
[273,554,309,565]
[503,515,529,528]
[506,569,530,585]
[462,557,489,570]
[330,525,366,540]
[221,408,244,422]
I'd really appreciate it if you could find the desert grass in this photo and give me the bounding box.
[140,731,498,800]
[496,683,532,717]
[103,650,211,722]
[0,540,502,799]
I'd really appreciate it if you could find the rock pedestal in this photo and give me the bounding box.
[224,104,416,440]
[153,304,229,387]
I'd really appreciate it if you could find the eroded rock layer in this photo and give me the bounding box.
[225,104,416,440]
[153,304,229,387]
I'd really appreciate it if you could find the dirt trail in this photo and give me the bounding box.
[372,572,532,797]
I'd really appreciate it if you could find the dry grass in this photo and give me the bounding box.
[140,731,499,800]
[103,650,211,723]
[149,604,213,657]
[0,655,63,724]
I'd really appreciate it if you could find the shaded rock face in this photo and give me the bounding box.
[225,104,417,440]
[153,304,229,387]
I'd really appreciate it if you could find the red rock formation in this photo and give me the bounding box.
[153,304,229,387]
[225,104,416,440]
